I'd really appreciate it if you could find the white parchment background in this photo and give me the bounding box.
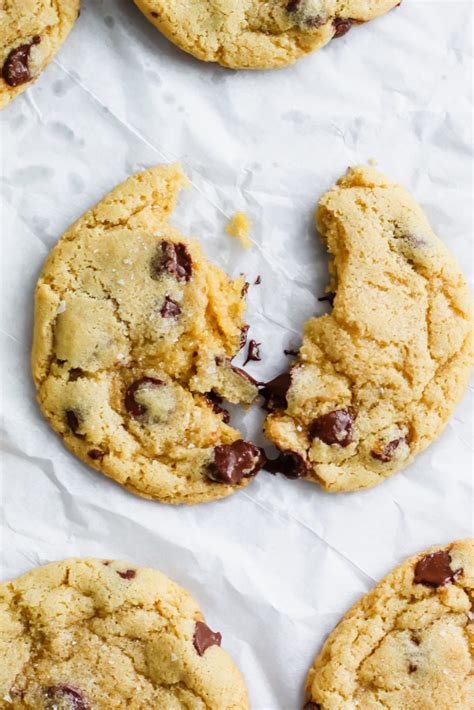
[0,1,473,708]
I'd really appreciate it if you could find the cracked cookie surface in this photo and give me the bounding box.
[0,0,80,109]
[303,539,474,709]
[132,0,399,70]
[32,165,264,505]
[0,558,250,709]
[264,166,473,492]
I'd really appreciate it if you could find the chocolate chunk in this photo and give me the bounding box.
[65,410,82,436]
[87,448,105,460]
[409,664,418,674]
[414,550,462,588]
[310,409,354,447]
[117,569,136,580]
[333,18,354,37]
[243,339,261,366]
[125,377,164,419]
[2,36,41,87]
[260,372,292,410]
[207,440,266,485]
[254,275,261,285]
[204,392,230,424]
[151,241,192,282]
[193,621,222,656]
[160,295,181,318]
[240,325,249,350]
[286,0,301,11]
[371,437,406,462]
[284,348,299,357]
[151,11,158,17]
[241,281,250,297]
[45,685,89,710]
[266,451,309,479]
[303,703,321,710]
[318,292,336,307]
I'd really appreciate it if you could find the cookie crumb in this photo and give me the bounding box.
[368,157,378,166]
[226,212,252,249]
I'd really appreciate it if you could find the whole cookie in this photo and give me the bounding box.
[32,165,265,505]
[0,558,250,709]
[303,539,474,709]
[132,0,400,70]
[264,166,473,491]
[0,0,80,109]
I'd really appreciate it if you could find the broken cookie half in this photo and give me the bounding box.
[264,166,473,492]
[32,165,264,504]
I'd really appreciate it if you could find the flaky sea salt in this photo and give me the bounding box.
[117,279,125,286]
[55,300,66,315]
[170,653,178,662]
[188,443,195,449]
[467,610,474,621]
[3,694,12,703]
[296,425,303,432]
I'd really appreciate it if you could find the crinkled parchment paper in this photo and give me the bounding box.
[0,1,472,707]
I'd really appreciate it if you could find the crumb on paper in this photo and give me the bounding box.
[368,157,378,166]
[226,212,252,249]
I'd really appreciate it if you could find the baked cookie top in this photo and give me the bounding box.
[304,539,474,709]
[264,166,473,492]
[132,0,400,70]
[32,165,264,505]
[0,558,250,709]
[0,0,80,109]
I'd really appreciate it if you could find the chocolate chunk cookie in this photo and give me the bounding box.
[132,0,400,70]
[264,166,473,492]
[304,539,474,709]
[0,0,80,109]
[32,165,264,505]
[0,558,250,708]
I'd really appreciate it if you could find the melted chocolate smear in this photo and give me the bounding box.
[117,569,136,580]
[124,377,164,419]
[371,437,406,462]
[45,685,89,710]
[265,451,309,479]
[240,325,249,350]
[310,409,354,447]
[151,241,192,282]
[3,36,40,87]
[414,550,462,588]
[333,18,354,38]
[260,372,292,411]
[160,296,181,318]
[204,392,230,424]
[87,448,105,460]
[65,410,82,436]
[193,621,222,656]
[229,361,259,387]
[207,440,266,485]
[318,292,336,307]
[254,275,261,285]
[243,339,261,366]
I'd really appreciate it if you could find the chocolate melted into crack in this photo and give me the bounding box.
[371,436,406,462]
[151,241,192,282]
[65,410,83,437]
[45,685,89,710]
[414,550,462,588]
[310,409,354,447]
[333,18,354,37]
[2,36,41,87]
[243,339,261,366]
[160,295,181,318]
[117,569,136,580]
[260,372,292,410]
[266,451,309,479]
[204,392,230,424]
[207,440,266,485]
[193,621,222,656]
[125,377,164,419]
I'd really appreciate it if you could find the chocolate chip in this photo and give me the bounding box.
[87,448,105,460]
[45,685,89,710]
[303,703,321,710]
[310,409,354,447]
[207,441,266,485]
[241,282,250,297]
[193,621,222,656]
[333,18,354,37]
[240,325,249,350]
[117,569,136,580]
[65,410,82,436]
[318,292,336,307]
[204,392,230,424]
[371,437,406,462]
[409,664,418,673]
[284,348,299,357]
[124,377,164,419]
[265,451,309,479]
[151,241,192,282]
[151,11,158,17]
[254,275,261,285]
[414,550,462,588]
[2,36,41,87]
[160,295,181,318]
[259,372,292,410]
[243,339,261,366]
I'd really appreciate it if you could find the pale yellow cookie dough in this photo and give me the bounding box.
[0,0,80,109]
[304,539,474,709]
[264,166,473,491]
[0,558,250,709]
[132,0,400,70]
[32,165,264,505]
